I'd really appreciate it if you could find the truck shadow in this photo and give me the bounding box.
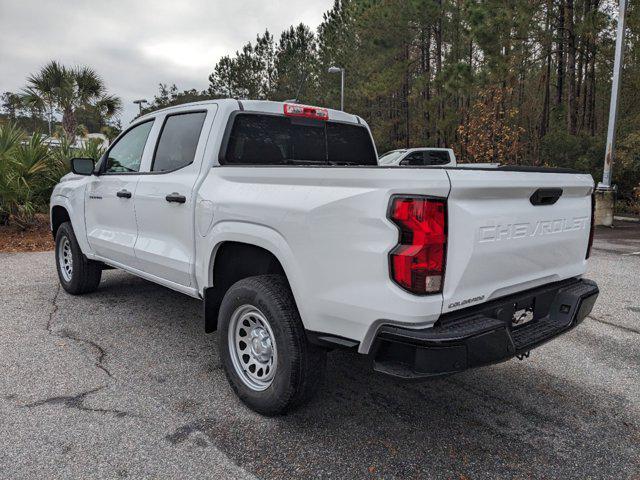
[91,271,638,479]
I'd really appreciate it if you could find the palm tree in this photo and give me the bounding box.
[22,61,122,139]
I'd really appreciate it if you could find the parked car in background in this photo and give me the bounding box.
[50,100,599,416]
[378,147,456,166]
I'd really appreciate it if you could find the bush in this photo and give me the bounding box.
[616,132,640,212]
[539,130,605,175]
[0,126,52,227]
[0,122,106,228]
[540,128,640,209]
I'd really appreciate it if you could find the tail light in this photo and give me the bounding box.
[388,196,447,295]
[284,103,329,121]
[586,193,595,259]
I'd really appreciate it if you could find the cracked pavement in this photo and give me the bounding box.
[0,224,638,479]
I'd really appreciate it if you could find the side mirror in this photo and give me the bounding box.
[399,159,410,166]
[70,157,95,176]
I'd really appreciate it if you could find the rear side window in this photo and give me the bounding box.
[152,112,207,172]
[423,151,451,165]
[403,150,451,166]
[222,113,377,166]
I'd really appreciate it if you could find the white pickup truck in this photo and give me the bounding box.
[379,147,457,166]
[379,147,502,170]
[51,100,599,415]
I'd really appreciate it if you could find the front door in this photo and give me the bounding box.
[134,110,209,286]
[85,120,154,266]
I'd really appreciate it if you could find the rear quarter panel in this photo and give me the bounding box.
[195,166,451,347]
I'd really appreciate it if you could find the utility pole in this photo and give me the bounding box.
[328,66,345,111]
[595,0,627,226]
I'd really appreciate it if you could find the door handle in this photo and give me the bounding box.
[116,189,132,199]
[165,192,186,204]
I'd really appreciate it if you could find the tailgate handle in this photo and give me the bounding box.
[530,188,563,206]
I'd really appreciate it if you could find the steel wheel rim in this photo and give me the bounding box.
[58,236,73,282]
[228,304,278,391]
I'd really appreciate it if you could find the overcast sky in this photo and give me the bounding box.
[0,0,330,124]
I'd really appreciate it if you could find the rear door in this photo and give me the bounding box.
[133,107,213,286]
[443,169,594,313]
[85,119,154,266]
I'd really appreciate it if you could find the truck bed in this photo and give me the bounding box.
[196,164,594,352]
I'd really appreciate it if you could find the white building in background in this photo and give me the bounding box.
[84,133,110,148]
[39,133,110,149]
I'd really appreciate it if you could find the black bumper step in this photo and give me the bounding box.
[371,278,599,379]
[511,278,600,350]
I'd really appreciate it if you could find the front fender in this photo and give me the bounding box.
[50,184,92,257]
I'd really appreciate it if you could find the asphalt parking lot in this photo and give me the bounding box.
[0,223,638,479]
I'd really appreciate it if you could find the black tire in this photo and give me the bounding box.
[218,274,326,416]
[55,221,102,295]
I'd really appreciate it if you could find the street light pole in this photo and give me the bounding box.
[133,99,148,115]
[328,66,345,111]
[600,0,627,189]
[339,68,344,111]
[595,0,627,226]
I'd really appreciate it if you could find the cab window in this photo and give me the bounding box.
[423,151,451,165]
[403,152,424,166]
[152,112,207,172]
[104,120,154,173]
[401,151,451,166]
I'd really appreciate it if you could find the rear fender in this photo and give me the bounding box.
[197,221,307,328]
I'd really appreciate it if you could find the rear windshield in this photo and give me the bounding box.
[222,113,377,166]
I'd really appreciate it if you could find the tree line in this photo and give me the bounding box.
[141,0,639,207]
[2,1,638,209]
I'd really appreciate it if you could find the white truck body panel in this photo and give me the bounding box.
[85,175,140,266]
[51,99,595,356]
[195,165,451,350]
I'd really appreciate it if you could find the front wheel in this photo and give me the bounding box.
[55,221,102,295]
[218,275,326,416]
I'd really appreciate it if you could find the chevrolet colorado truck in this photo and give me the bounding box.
[50,99,599,415]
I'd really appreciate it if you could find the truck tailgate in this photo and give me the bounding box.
[443,169,594,313]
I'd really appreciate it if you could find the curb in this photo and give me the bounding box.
[614,215,640,223]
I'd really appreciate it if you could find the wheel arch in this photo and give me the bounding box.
[204,239,299,333]
[50,194,93,257]
[51,204,71,238]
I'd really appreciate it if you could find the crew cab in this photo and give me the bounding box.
[50,100,599,415]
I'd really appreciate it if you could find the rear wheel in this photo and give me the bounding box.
[55,222,102,294]
[218,275,326,415]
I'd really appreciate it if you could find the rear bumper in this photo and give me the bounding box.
[370,278,599,379]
